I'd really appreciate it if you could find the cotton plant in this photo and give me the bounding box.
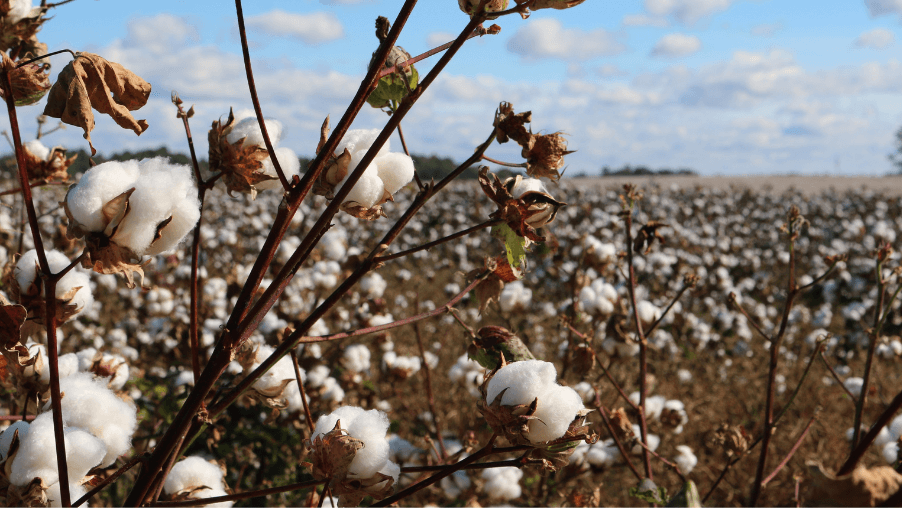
[308,406,400,505]
[62,157,201,287]
[208,109,302,198]
[162,456,233,508]
[12,248,93,325]
[313,128,416,220]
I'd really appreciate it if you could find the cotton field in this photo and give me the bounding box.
[2,168,902,506]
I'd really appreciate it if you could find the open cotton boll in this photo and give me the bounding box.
[256,147,302,191]
[312,406,366,439]
[9,413,106,488]
[226,116,283,148]
[24,139,50,160]
[16,249,71,292]
[510,177,547,197]
[587,439,620,467]
[883,441,898,464]
[66,160,141,232]
[113,158,200,256]
[339,164,384,209]
[343,344,371,373]
[248,344,297,394]
[481,466,523,500]
[844,377,864,398]
[336,129,390,158]
[486,360,558,406]
[360,273,387,299]
[47,480,87,508]
[49,372,137,467]
[6,0,33,24]
[346,409,391,478]
[37,351,79,383]
[527,383,584,443]
[0,421,30,460]
[674,445,698,474]
[59,270,94,311]
[163,456,233,507]
[374,152,415,194]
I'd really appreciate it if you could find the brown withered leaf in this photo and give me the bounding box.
[43,52,151,155]
[0,298,26,351]
[495,102,532,146]
[81,238,145,289]
[208,111,274,198]
[807,461,902,507]
[707,422,749,459]
[468,259,505,313]
[523,132,573,181]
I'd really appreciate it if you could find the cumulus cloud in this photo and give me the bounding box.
[427,31,456,48]
[651,33,702,58]
[864,0,902,19]
[506,18,625,61]
[245,10,343,44]
[644,0,736,25]
[855,28,895,48]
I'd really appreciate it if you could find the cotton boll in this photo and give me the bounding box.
[47,481,87,508]
[6,0,33,25]
[248,344,297,395]
[336,129,390,158]
[114,158,200,256]
[883,441,898,464]
[586,439,620,467]
[339,163,384,209]
[24,140,50,160]
[163,456,232,508]
[343,344,371,373]
[528,384,584,443]
[38,352,79,383]
[16,249,70,292]
[844,377,864,398]
[485,360,558,406]
[360,273,387,299]
[674,445,698,474]
[312,406,366,439]
[0,421,30,460]
[256,147,301,191]
[312,407,391,480]
[510,177,546,197]
[50,372,137,467]
[440,470,471,498]
[226,116,282,148]
[66,160,141,232]
[59,270,93,312]
[374,152,415,194]
[10,413,106,488]
[481,466,523,500]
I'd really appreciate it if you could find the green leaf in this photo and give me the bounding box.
[492,223,528,278]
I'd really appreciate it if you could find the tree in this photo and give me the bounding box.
[891,126,902,173]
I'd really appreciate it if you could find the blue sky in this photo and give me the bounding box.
[6,0,902,175]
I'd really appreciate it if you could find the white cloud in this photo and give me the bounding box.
[644,0,736,25]
[426,31,456,48]
[506,18,625,61]
[622,14,669,27]
[855,28,895,48]
[597,64,629,77]
[750,23,783,37]
[864,0,902,19]
[245,10,343,44]
[651,33,702,58]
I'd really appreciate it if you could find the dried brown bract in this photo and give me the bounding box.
[528,0,587,9]
[43,52,151,155]
[4,257,84,326]
[21,142,74,184]
[494,102,573,180]
[208,109,275,198]
[0,53,49,106]
[633,221,668,255]
[468,325,536,370]
[478,168,565,243]
[468,258,506,313]
[0,1,46,54]
[535,409,596,471]
[609,407,636,447]
[707,422,750,458]
[479,383,539,447]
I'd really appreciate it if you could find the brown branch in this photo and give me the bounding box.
[481,154,527,168]
[838,387,902,475]
[413,298,446,459]
[761,413,817,486]
[290,350,314,438]
[72,453,148,508]
[596,404,642,481]
[375,219,500,262]
[820,351,858,404]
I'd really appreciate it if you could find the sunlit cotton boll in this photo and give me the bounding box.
[15,249,94,314]
[374,152,415,194]
[48,372,137,467]
[499,280,532,312]
[226,116,283,148]
[257,146,302,190]
[343,344,371,373]
[0,421,30,460]
[339,159,385,209]
[163,456,233,508]
[674,445,698,474]
[247,344,298,396]
[481,466,523,500]
[24,139,50,160]
[111,158,201,256]
[336,129,390,158]
[65,159,141,232]
[312,406,395,480]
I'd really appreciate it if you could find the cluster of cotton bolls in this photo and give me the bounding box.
[26,342,130,390]
[65,157,200,258]
[480,466,523,501]
[628,391,689,434]
[0,372,137,505]
[333,129,416,210]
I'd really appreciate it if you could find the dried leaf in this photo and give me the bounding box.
[81,238,145,289]
[0,300,26,351]
[807,461,902,506]
[208,111,275,198]
[340,202,387,221]
[43,53,151,155]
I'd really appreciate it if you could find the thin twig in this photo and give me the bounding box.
[761,413,817,486]
[819,352,858,404]
[376,219,500,262]
[481,154,527,168]
[290,350,314,437]
[14,48,77,67]
[413,297,447,459]
[596,404,642,481]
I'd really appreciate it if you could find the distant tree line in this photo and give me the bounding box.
[599,164,698,177]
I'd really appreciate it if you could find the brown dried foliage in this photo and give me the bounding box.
[208,109,276,198]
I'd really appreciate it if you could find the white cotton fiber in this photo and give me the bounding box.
[16,249,71,292]
[257,147,301,191]
[510,177,546,197]
[336,129,389,158]
[60,270,93,311]
[66,160,141,232]
[0,420,30,460]
[38,351,79,383]
[47,480,87,508]
[528,384,584,443]
[24,140,50,160]
[49,372,137,467]
[248,344,298,395]
[164,456,233,507]
[312,406,393,480]
[360,273,387,299]
[883,441,898,464]
[226,117,283,148]
[485,360,557,406]
[6,0,33,24]
[481,466,523,500]
[586,439,620,467]
[374,152,414,194]
[339,161,384,209]
[674,445,697,474]
[113,158,200,256]
[343,344,371,373]
[9,412,105,487]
